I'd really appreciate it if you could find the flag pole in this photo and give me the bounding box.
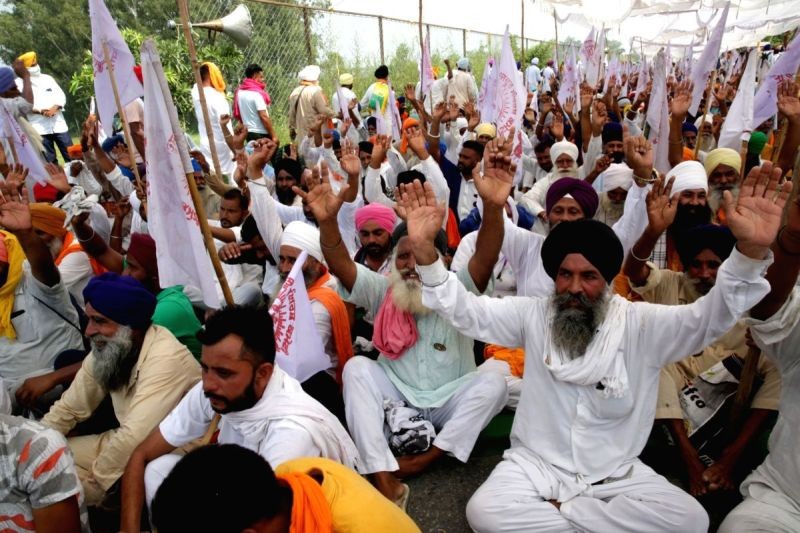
[553,10,560,66]
[176,0,224,182]
[148,40,235,307]
[694,67,718,159]
[101,40,144,193]
[596,24,605,87]
[771,67,800,163]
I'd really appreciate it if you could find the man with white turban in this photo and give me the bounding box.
[289,64,334,141]
[448,57,478,108]
[595,163,634,227]
[519,140,585,220]
[526,57,542,94]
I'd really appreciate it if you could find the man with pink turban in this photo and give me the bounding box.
[353,203,397,275]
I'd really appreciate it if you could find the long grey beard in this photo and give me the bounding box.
[91,325,138,391]
[550,291,609,360]
[388,269,429,315]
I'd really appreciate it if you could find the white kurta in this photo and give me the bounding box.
[191,85,235,176]
[418,248,772,531]
[719,287,800,533]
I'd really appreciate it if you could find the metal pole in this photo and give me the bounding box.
[378,16,385,65]
[302,8,313,63]
[418,0,424,58]
[521,0,525,63]
[553,9,559,65]
[462,28,467,57]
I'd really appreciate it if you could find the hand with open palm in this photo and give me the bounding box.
[474,129,516,209]
[645,175,677,235]
[0,172,32,233]
[294,161,350,224]
[397,180,446,251]
[725,161,792,258]
[339,139,361,177]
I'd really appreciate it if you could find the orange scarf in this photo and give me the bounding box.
[483,345,525,377]
[278,472,333,533]
[55,232,106,276]
[307,270,353,384]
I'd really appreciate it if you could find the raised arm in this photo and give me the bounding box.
[0,169,60,287]
[467,131,516,292]
[293,167,356,291]
[245,139,283,258]
[776,80,800,179]
[668,80,693,168]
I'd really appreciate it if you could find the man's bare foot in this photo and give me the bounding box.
[371,471,406,502]
[395,446,445,479]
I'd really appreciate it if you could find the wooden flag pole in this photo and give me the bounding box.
[148,41,235,307]
[418,0,423,60]
[177,0,224,182]
[553,10,559,66]
[694,67,718,159]
[771,68,800,164]
[101,40,144,193]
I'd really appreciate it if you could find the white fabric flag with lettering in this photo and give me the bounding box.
[646,50,670,175]
[753,31,800,130]
[420,35,435,96]
[581,27,605,88]
[269,250,330,382]
[89,0,143,137]
[719,48,758,150]
[0,101,47,184]
[141,40,220,309]
[558,45,581,113]
[492,28,526,184]
[689,1,730,116]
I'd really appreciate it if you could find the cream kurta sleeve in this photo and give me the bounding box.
[41,355,108,435]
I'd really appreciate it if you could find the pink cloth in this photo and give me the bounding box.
[233,78,272,120]
[372,288,418,360]
[354,203,396,233]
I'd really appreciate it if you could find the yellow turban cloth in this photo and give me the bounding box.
[18,52,37,68]
[201,62,226,93]
[704,148,740,177]
[0,231,26,339]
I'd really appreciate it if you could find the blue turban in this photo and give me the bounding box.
[681,122,698,135]
[83,273,157,330]
[0,67,15,93]
[542,219,623,284]
[191,158,202,173]
[601,122,623,145]
[101,134,126,153]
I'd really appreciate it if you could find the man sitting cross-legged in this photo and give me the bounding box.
[119,305,359,532]
[398,158,790,531]
[297,138,512,506]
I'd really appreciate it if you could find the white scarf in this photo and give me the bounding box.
[543,295,630,398]
[223,365,361,470]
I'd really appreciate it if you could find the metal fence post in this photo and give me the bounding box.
[462,28,467,57]
[302,7,313,63]
[378,16,385,64]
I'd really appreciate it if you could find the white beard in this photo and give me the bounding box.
[554,166,579,180]
[388,268,430,315]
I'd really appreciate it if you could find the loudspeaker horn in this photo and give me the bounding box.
[169,4,253,48]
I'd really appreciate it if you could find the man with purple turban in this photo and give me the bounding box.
[41,273,200,506]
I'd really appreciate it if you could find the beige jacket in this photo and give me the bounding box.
[42,325,201,492]
[288,84,334,140]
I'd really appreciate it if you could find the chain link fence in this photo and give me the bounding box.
[187,0,548,140]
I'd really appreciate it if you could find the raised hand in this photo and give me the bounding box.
[591,100,608,131]
[0,174,32,233]
[540,94,554,118]
[232,123,248,149]
[580,81,594,110]
[645,175,677,235]
[369,134,391,169]
[404,83,417,102]
[623,127,654,183]
[247,138,277,178]
[44,162,71,193]
[322,129,334,149]
[592,154,611,177]
[724,161,792,257]
[293,167,350,224]
[406,126,428,158]
[189,150,210,173]
[115,196,132,219]
[397,180,446,248]
[777,79,800,122]
[550,112,565,140]
[4,164,28,193]
[339,139,361,177]
[475,129,517,208]
[466,103,481,130]
[446,95,460,122]
[671,79,694,119]
[432,101,447,123]
[563,96,576,117]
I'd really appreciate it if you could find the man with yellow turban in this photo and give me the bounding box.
[15,52,73,164]
[703,147,741,222]
[0,173,84,415]
[191,62,236,176]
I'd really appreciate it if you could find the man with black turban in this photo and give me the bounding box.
[624,179,781,502]
[399,150,790,532]
[41,273,200,506]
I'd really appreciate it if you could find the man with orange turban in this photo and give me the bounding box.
[191,62,236,176]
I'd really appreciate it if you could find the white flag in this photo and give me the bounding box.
[689,2,730,116]
[581,26,605,88]
[633,56,649,101]
[558,45,581,113]
[389,85,402,142]
[0,101,48,184]
[141,40,220,309]
[753,31,800,130]
[718,48,758,150]
[605,55,620,90]
[335,85,350,123]
[89,0,143,138]
[269,250,331,382]
[491,28,526,183]
[646,51,670,175]
[478,56,497,123]
[420,35,434,96]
